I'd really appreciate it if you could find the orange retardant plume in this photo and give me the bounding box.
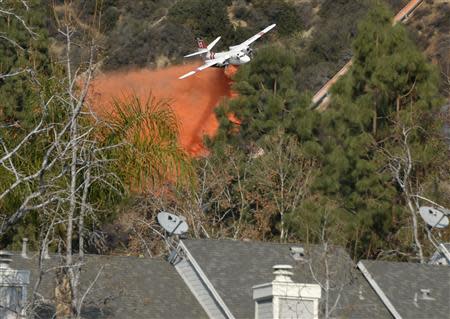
[88,63,234,156]
[223,65,241,125]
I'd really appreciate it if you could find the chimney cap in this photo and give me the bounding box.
[0,250,13,268]
[273,264,293,271]
[273,264,294,282]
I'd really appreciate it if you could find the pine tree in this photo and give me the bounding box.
[0,0,53,248]
[0,0,51,128]
[213,45,313,151]
[316,4,446,258]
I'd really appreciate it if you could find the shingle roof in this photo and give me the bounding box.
[182,239,392,319]
[359,260,450,319]
[11,253,208,319]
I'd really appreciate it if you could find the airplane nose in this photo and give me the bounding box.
[241,55,251,63]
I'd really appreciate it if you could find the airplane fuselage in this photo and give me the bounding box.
[206,49,251,67]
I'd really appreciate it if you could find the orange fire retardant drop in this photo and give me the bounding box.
[88,63,237,156]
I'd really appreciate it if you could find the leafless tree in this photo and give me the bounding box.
[1,3,122,318]
[305,212,354,319]
[125,147,252,253]
[123,132,318,258]
[381,125,425,263]
[0,2,55,233]
[249,132,317,241]
[48,10,123,318]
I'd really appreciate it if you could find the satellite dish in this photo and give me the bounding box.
[419,206,449,229]
[157,211,189,235]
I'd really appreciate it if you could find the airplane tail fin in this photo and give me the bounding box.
[197,38,207,50]
[184,36,221,58]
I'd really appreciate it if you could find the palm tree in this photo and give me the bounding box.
[106,93,193,190]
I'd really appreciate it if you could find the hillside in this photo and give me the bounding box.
[50,1,450,94]
[406,0,450,98]
[67,0,448,156]
[51,0,412,92]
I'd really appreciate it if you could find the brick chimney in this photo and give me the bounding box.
[252,265,321,319]
[0,251,30,319]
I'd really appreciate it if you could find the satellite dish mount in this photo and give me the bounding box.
[157,211,189,264]
[418,205,450,263]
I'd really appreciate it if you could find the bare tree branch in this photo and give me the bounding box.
[0,7,37,38]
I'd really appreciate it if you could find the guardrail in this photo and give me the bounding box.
[311,0,424,108]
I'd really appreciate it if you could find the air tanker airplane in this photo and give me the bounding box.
[179,24,276,79]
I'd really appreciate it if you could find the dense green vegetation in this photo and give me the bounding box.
[0,0,53,249]
[0,1,192,253]
[209,3,449,260]
[314,4,447,258]
[0,0,51,127]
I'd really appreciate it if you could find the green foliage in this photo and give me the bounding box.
[102,6,120,31]
[2,0,447,260]
[0,1,55,248]
[210,2,448,259]
[105,94,193,189]
[103,11,194,69]
[213,45,312,149]
[0,72,125,250]
[250,0,309,36]
[168,0,232,39]
[0,0,51,128]
[97,0,314,70]
[314,3,446,257]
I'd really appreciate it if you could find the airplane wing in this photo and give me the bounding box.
[229,24,276,51]
[184,36,222,58]
[178,55,229,79]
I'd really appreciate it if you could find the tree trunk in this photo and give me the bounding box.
[373,104,377,135]
[406,192,424,263]
[396,96,400,122]
[55,269,72,319]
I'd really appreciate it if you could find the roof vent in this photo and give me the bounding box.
[0,250,12,269]
[420,289,435,300]
[358,285,365,300]
[290,246,305,261]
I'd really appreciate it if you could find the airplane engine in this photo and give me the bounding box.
[238,53,250,64]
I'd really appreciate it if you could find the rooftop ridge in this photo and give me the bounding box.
[182,237,346,250]
[9,251,167,261]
